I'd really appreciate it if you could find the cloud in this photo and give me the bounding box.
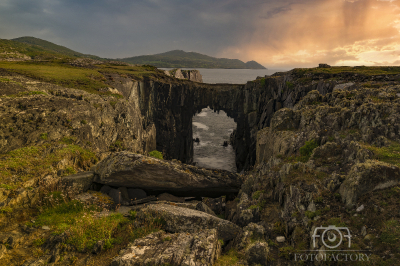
[0,0,399,67]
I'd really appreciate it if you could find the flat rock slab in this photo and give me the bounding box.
[61,171,94,194]
[111,229,221,266]
[157,193,185,203]
[136,203,241,241]
[93,152,243,197]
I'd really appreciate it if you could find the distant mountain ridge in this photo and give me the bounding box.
[4,37,266,69]
[120,50,266,69]
[12,37,102,60]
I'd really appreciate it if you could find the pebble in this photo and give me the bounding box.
[276,236,285,243]
[42,226,50,230]
[356,204,364,212]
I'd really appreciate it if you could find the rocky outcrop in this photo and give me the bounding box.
[339,160,400,207]
[93,152,243,197]
[111,229,221,266]
[165,68,203,83]
[136,203,242,241]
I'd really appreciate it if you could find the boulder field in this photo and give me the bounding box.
[1,62,400,265]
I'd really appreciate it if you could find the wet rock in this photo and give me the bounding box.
[93,152,242,197]
[111,230,220,266]
[136,203,241,241]
[157,193,185,203]
[127,188,147,200]
[61,171,95,195]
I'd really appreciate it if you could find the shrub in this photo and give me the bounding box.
[300,139,319,157]
[149,150,163,160]
[286,81,294,89]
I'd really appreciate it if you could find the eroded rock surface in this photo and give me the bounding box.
[111,229,220,266]
[136,203,241,241]
[93,152,243,197]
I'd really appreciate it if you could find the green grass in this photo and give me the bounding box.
[260,78,266,87]
[0,143,97,186]
[252,190,264,200]
[294,66,400,76]
[214,249,242,266]
[31,194,165,253]
[365,141,400,167]
[0,61,158,95]
[40,133,48,140]
[149,150,163,160]
[286,81,294,89]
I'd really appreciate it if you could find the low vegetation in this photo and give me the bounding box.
[0,143,98,187]
[149,150,163,160]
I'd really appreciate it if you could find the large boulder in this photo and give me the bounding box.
[136,203,241,241]
[111,229,220,266]
[339,160,400,207]
[93,152,242,197]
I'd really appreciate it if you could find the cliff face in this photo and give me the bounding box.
[130,73,335,172]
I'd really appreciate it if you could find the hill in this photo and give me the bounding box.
[12,36,102,60]
[120,50,266,69]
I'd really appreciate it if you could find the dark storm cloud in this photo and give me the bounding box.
[0,0,271,58]
[0,0,399,67]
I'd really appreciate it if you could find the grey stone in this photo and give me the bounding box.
[61,171,95,195]
[246,241,269,266]
[307,201,316,212]
[276,236,285,243]
[42,226,50,230]
[92,240,105,254]
[361,226,367,237]
[111,229,220,266]
[356,204,365,212]
[195,202,216,216]
[340,161,400,206]
[137,203,241,241]
[127,188,147,200]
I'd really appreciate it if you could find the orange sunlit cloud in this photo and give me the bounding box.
[219,0,400,68]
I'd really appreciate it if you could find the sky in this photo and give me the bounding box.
[1,0,400,69]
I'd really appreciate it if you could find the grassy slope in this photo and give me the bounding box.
[12,37,102,60]
[120,50,267,69]
[0,61,161,94]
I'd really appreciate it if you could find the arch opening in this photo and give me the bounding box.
[192,107,237,172]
